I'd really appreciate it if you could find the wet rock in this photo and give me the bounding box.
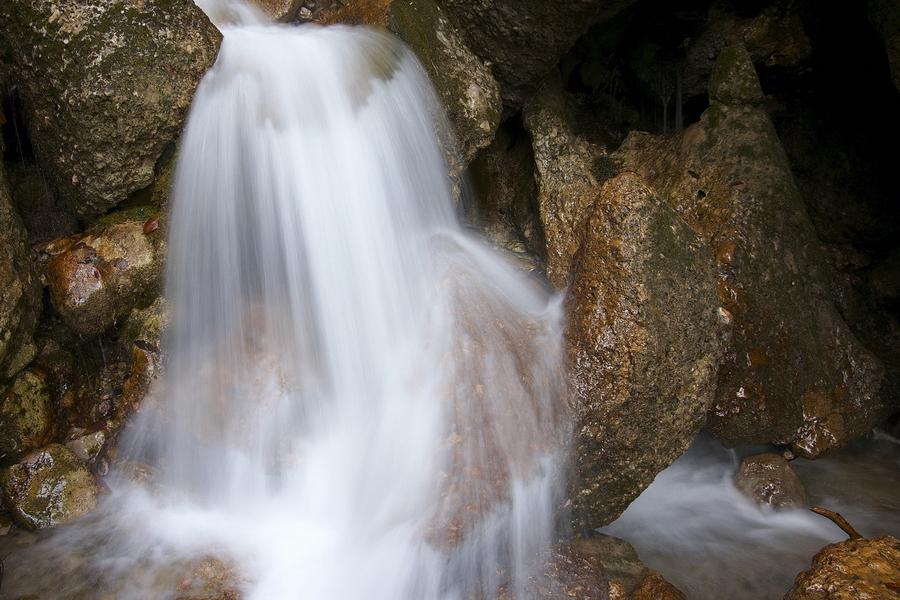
[0,444,105,530]
[467,123,543,256]
[64,428,107,463]
[565,172,724,529]
[0,164,40,379]
[630,571,689,600]
[437,0,637,111]
[782,535,900,599]
[571,534,650,598]
[174,555,246,600]
[0,369,56,467]
[320,0,501,165]
[733,453,809,509]
[522,73,607,289]
[0,0,221,220]
[522,544,607,600]
[41,212,165,337]
[613,45,885,458]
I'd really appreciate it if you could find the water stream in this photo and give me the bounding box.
[1,15,568,600]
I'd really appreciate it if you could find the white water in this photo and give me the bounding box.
[94,16,568,600]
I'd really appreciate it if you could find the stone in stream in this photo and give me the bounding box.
[732,453,809,509]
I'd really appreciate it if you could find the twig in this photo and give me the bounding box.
[810,507,864,540]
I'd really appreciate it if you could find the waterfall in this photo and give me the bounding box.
[113,15,568,600]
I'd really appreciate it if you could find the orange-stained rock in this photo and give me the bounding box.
[565,172,725,529]
[782,535,900,599]
[613,45,886,457]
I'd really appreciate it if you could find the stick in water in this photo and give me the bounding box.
[810,507,864,540]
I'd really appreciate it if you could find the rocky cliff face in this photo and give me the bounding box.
[0,0,897,565]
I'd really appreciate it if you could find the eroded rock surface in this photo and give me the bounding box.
[613,45,885,458]
[0,0,221,219]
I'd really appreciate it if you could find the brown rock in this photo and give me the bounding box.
[42,214,165,337]
[631,570,689,600]
[0,369,56,468]
[782,535,900,599]
[733,453,809,509]
[613,45,885,458]
[565,172,724,529]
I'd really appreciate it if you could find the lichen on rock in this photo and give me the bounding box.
[0,0,222,220]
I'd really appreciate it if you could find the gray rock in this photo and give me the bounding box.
[733,453,809,509]
[0,444,106,530]
[0,164,40,379]
[612,45,885,458]
[0,0,221,219]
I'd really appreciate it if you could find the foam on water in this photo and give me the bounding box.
[1,14,569,600]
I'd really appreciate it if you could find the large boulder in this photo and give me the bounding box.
[436,0,637,111]
[613,45,885,458]
[565,172,724,528]
[0,164,40,378]
[523,77,724,528]
[0,443,106,530]
[320,0,501,165]
[0,0,221,220]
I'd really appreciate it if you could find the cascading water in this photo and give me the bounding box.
[14,12,567,600]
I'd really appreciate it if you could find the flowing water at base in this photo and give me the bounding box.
[600,431,900,600]
[0,21,568,600]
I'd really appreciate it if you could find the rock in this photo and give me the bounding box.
[0,0,221,219]
[0,163,40,379]
[613,45,885,458]
[565,172,724,529]
[630,570,688,600]
[0,444,106,530]
[571,534,650,597]
[522,73,607,289]
[733,453,809,509]
[437,0,637,111]
[40,211,165,337]
[320,0,501,165]
[782,535,900,599]
[468,121,543,256]
[0,369,56,467]
[523,544,607,600]
[870,0,900,94]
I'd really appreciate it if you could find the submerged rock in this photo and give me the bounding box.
[565,172,724,528]
[0,443,105,530]
[0,369,56,467]
[733,453,809,509]
[613,45,885,458]
[782,535,900,599]
[0,0,221,219]
[0,163,40,379]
